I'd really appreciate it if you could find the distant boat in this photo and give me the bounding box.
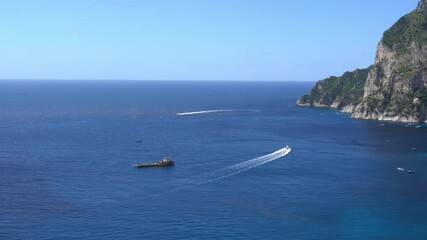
[135,140,143,143]
[407,170,415,174]
[397,168,405,171]
[133,157,175,168]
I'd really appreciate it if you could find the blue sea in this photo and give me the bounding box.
[1,81,426,240]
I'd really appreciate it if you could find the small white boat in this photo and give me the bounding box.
[397,168,405,171]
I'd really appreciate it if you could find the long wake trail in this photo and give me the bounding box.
[176,109,260,116]
[162,146,291,194]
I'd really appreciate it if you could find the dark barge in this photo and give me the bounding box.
[133,157,175,168]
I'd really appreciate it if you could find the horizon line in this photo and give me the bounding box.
[0,79,317,82]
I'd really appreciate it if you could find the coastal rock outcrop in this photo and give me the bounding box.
[297,0,427,123]
[296,67,371,109]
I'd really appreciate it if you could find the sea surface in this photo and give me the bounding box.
[1,81,426,240]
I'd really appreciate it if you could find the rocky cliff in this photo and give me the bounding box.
[297,0,427,123]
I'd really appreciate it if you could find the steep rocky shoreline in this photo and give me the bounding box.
[297,0,427,123]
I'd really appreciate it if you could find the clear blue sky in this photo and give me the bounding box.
[0,0,419,81]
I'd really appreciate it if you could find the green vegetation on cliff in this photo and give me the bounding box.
[382,9,427,55]
[298,67,371,108]
[298,0,427,122]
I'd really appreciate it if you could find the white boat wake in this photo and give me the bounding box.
[176,109,260,116]
[164,146,291,193]
[197,146,291,184]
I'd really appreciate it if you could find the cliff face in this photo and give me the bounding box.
[351,42,427,122]
[418,0,427,12]
[297,0,427,123]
